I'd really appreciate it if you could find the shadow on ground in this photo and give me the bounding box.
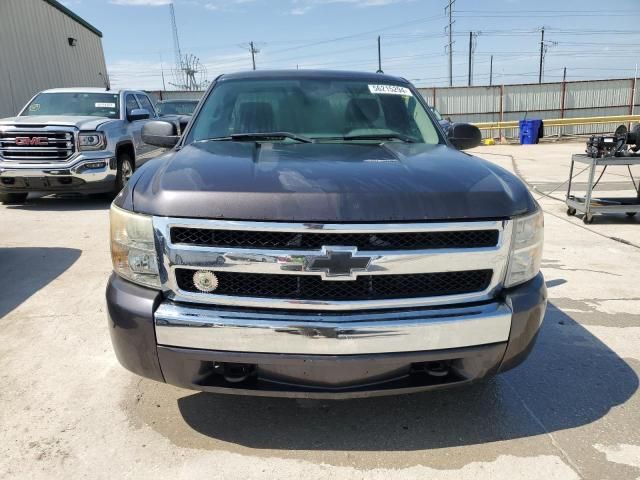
[0,247,81,318]
[174,302,638,451]
[4,193,111,212]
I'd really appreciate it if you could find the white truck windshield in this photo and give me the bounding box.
[22,92,120,119]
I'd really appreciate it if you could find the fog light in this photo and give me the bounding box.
[84,161,106,169]
[193,270,218,292]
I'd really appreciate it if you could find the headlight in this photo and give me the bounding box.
[110,204,160,289]
[504,208,544,288]
[79,132,106,150]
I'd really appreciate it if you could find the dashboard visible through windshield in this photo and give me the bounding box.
[187,78,441,145]
[21,92,121,119]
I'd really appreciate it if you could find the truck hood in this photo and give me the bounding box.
[124,141,536,222]
[0,115,112,130]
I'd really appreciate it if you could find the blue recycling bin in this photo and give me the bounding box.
[519,119,543,144]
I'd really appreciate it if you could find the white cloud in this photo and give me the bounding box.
[110,0,171,6]
[290,6,311,14]
[288,0,402,15]
[203,0,256,11]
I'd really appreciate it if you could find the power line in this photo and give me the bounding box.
[262,14,444,58]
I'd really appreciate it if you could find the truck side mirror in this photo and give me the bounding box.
[128,108,151,122]
[142,120,180,148]
[447,123,482,150]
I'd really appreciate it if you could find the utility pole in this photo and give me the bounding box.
[562,66,567,82]
[538,27,545,84]
[468,32,473,86]
[377,35,383,73]
[159,53,167,91]
[489,55,493,86]
[445,0,455,86]
[632,64,638,116]
[467,32,478,86]
[250,41,257,70]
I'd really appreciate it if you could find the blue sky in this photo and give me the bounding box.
[62,0,640,90]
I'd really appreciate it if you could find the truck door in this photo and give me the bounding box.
[134,94,163,163]
[124,93,147,165]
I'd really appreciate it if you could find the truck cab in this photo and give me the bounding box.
[0,88,162,204]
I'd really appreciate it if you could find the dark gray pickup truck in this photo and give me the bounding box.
[107,70,546,398]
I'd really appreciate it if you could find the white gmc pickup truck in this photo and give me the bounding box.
[0,87,162,203]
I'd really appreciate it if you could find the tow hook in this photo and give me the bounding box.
[411,361,451,377]
[214,362,256,383]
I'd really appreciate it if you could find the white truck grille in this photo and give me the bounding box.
[0,128,76,162]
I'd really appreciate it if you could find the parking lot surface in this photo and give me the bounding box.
[1,142,639,480]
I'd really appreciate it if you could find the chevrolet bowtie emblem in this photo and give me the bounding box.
[305,247,372,280]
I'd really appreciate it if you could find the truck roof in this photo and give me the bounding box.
[40,88,144,94]
[219,69,409,84]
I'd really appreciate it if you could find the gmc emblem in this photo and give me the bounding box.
[15,136,48,146]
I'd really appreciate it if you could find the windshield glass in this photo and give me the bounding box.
[21,92,120,119]
[429,106,443,121]
[158,101,198,116]
[187,79,441,144]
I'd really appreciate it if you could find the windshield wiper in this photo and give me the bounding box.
[342,133,417,143]
[199,133,312,144]
[202,132,313,144]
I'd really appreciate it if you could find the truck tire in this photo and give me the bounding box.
[114,152,134,194]
[0,192,28,205]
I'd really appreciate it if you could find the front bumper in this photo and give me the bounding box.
[0,154,116,193]
[107,273,547,398]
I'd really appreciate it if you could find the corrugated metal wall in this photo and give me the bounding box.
[418,78,640,138]
[145,80,639,139]
[0,0,107,118]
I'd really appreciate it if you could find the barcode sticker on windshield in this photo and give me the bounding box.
[368,85,412,96]
[95,102,116,108]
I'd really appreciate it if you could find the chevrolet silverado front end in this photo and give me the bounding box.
[106,70,546,398]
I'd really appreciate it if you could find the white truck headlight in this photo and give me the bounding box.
[110,204,160,289]
[79,132,106,150]
[504,208,544,288]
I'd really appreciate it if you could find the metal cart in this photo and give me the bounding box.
[565,154,640,224]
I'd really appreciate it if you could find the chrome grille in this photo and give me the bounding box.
[170,227,500,250]
[0,128,76,162]
[175,269,493,301]
[154,218,513,311]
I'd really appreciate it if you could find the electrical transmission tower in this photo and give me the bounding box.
[170,3,182,76]
[168,3,209,91]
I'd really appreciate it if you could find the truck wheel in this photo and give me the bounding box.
[566,207,576,216]
[0,192,28,205]
[114,153,134,193]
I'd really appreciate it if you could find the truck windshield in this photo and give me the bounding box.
[187,79,441,144]
[21,92,120,119]
[158,101,198,116]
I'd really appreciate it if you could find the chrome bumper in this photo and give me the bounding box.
[0,154,116,184]
[155,301,512,355]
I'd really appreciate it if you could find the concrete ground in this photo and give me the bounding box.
[1,142,639,480]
